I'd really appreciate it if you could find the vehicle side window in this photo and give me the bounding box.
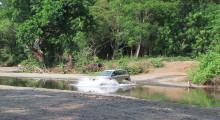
[114,71,121,76]
[116,71,119,75]
[117,71,122,75]
[113,70,128,76]
[112,71,117,76]
[117,70,126,75]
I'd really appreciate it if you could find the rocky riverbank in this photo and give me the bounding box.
[0,85,219,120]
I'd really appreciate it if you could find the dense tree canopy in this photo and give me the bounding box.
[0,0,219,71]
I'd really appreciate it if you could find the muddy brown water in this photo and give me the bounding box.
[0,77,220,108]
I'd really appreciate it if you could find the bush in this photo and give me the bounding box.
[116,57,137,64]
[82,63,102,72]
[102,57,149,75]
[93,56,101,64]
[105,62,116,70]
[127,66,140,75]
[58,62,65,73]
[0,46,26,66]
[127,63,149,75]
[150,58,164,68]
[187,52,220,84]
[20,59,44,73]
[74,48,91,67]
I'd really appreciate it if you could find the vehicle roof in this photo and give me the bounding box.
[104,69,127,71]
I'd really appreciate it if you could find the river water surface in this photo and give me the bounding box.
[0,77,220,108]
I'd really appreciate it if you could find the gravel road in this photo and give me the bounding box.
[0,85,220,120]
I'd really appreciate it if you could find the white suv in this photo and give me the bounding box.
[98,69,131,83]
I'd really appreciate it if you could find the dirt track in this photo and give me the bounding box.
[0,61,194,87]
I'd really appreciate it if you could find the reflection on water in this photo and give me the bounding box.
[118,86,220,107]
[0,77,77,90]
[0,77,220,107]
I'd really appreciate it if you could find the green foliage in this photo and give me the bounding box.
[116,56,136,64]
[1,0,95,67]
[127,63,149,75]
[130,86,220,107]
[93,56,101,64]
[59,62,65,73]
[182,89,220,107]
[185,3,220,55]
[103,57,149,75]
[0,0,219,82]
[74,47,91,67]
[18,50,44,72]
[150,58,164,68]
[0,77,69,90]
[20,59,43,73]
[113,49,124,59]
[187,52,220,84]
[0,19,26,66]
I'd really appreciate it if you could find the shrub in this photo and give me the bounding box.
[82,63,102,72]
[187,52,220,84]
[117,57,136,64]
[20,59,44,73]
[74,48,91,67]
[150,58,164,68]
[127,66,140,75]
[103,57,149,75]
[59,62,65,73]
[93,56,101,64]
[126,62,149,75]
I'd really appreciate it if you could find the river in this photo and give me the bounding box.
[0,77,220,108]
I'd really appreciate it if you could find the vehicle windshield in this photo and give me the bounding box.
[99,71,113,76]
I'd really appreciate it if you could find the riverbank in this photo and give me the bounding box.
[0,61,202,88]
[0,85,219,120]
[1,64,220,119]
[0,71,189,87]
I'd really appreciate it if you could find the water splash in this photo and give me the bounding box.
[70,77,134,93]
[75,77,120,87]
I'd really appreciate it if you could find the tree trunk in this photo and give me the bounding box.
[135,42,141,58]
[67,54,74,69]
[27,46,44,62]
[112,40,119,59]
[27,38,44,62]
